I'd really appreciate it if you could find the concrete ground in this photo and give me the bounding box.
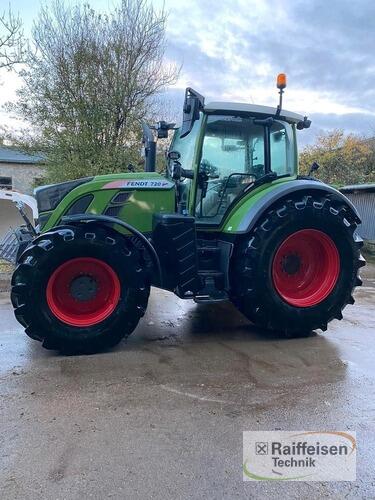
[0,263,374,499]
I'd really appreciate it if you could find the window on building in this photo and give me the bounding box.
[0,176,12,190]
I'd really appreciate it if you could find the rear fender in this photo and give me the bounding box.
[224,180,361,235]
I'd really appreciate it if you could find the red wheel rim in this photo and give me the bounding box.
[46,257,121,327]
[272,229,340,307]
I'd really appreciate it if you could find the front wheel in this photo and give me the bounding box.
[11,224,150,353]
[230,195,365,337]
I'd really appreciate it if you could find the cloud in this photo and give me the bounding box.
[2,0,374,145]
[158,0,375,143]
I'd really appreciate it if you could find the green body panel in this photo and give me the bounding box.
[41,171,298,236]
[42,172,175,233]
[220,176,297,233]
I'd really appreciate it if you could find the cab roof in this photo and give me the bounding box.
[204,101,304,124]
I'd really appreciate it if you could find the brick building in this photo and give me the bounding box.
[0,146,45,195]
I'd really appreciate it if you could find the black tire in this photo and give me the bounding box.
[11,224,150,353]
[230,195,365,337]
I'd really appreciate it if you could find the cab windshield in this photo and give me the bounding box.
[195,114,296,222]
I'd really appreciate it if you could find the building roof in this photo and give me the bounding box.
[204,102,305,123]
[340,183,375,193]
[0,146,44,165]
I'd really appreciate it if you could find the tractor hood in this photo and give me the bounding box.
[39,172,176,234]
[35,173,174,213]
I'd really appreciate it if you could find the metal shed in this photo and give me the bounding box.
[340,184,375,241]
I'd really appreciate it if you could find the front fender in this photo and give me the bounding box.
[223,179,361,234]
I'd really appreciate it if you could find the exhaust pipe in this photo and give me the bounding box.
[142,122,156,172]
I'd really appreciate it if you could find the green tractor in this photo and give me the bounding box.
[5,75,365,353]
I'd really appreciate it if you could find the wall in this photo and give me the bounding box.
[0,163,46,195]
[343,191,375,242]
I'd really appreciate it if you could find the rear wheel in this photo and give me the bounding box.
[11,224,150,353]
[231,195,365,337]
[272,229,340,308]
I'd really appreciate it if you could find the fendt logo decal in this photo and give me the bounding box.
[103,179,174,189]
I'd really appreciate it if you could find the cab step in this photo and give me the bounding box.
[193,275,228,303]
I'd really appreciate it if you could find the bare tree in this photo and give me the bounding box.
[11,0,179,182]
[0,6,24,69]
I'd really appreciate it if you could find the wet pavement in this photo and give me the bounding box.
[0,263,374,499]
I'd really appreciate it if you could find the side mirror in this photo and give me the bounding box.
[180,88,205,138]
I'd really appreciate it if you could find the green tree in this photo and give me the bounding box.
[299,129,375,186]
[10,0,178,182]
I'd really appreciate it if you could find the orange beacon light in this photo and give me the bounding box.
[277,73,287,90]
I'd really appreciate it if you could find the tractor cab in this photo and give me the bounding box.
[164,79,310,226]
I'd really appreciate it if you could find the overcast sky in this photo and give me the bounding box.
[1,0,375,145]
